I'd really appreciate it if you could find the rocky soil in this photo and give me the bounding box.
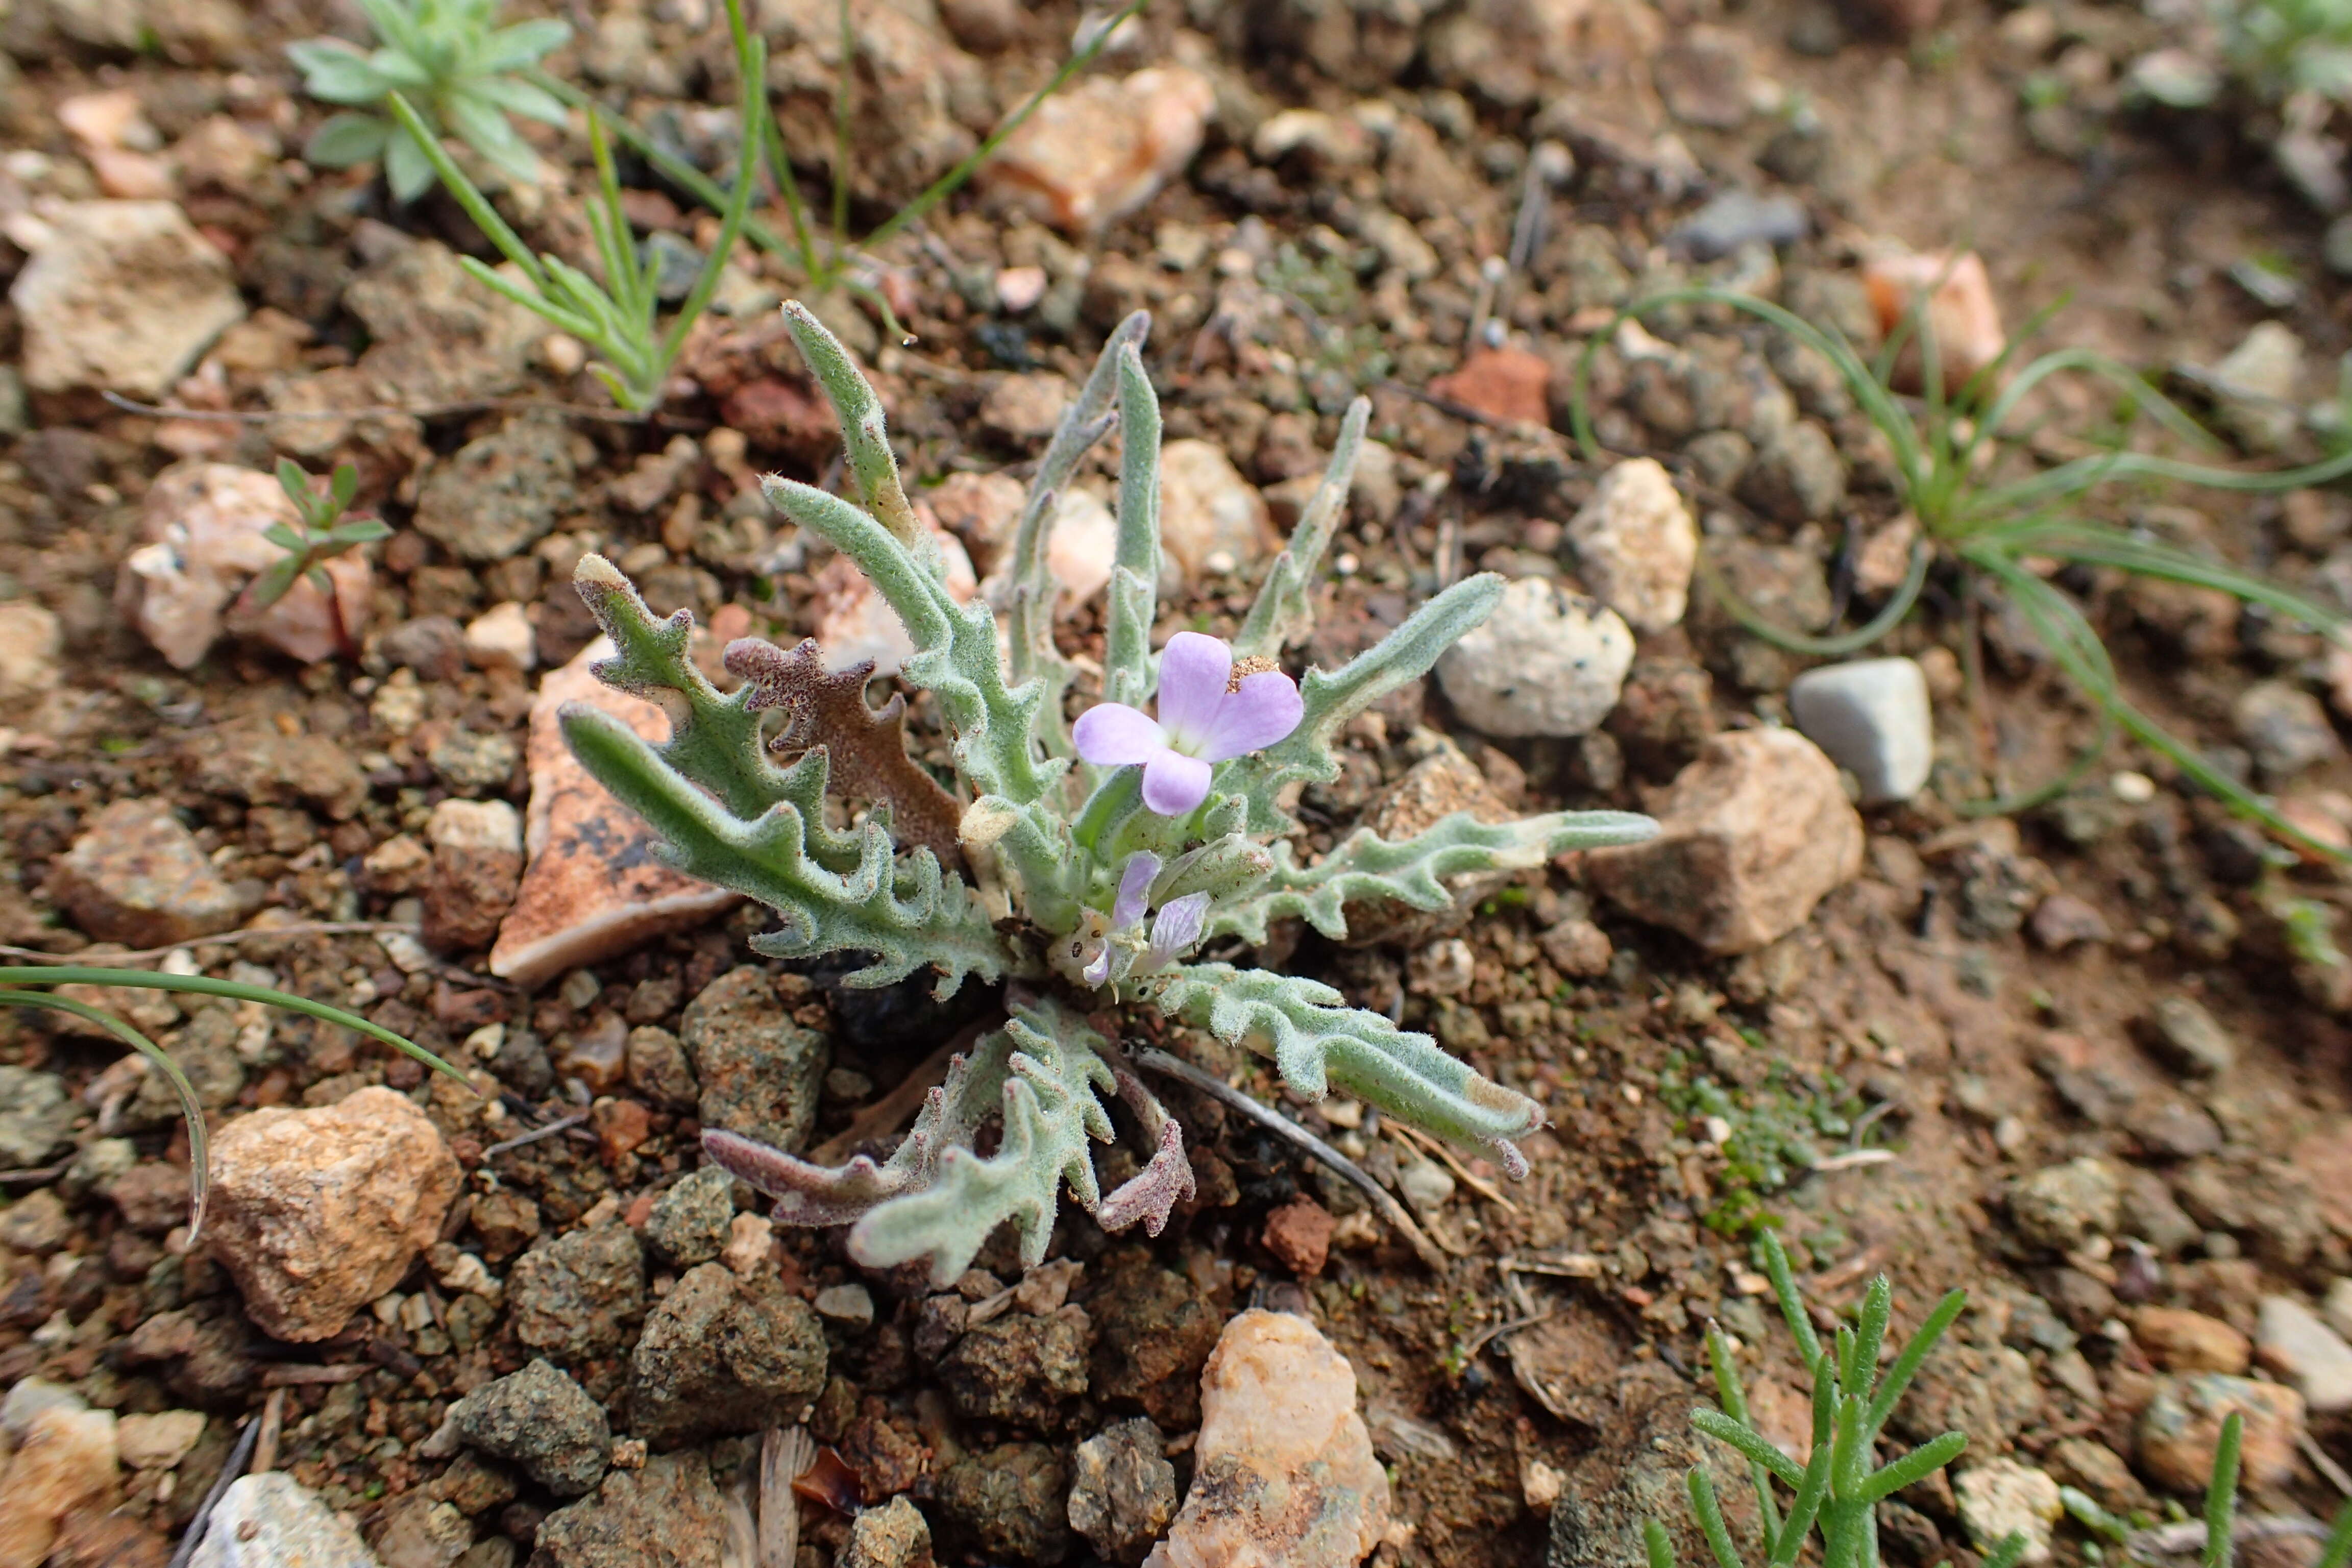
[4,0,2352,1565]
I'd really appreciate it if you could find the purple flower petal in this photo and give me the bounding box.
[1144,892,1210,967]
[1139,749,1212,816]
[1193,670,1305,762]
[1112,851,1161,929]
[1072,702,1164,766]
[1154,632,1232,753]
[1082,942,1113,986]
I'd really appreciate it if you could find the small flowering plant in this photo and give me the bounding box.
[563,302,1656,1283]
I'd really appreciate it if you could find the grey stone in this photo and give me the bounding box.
[2148,996,2235,1077]
[2010,1158,2122,1252]
[2208,322,2303,453]
[2233,679,2340,781]
[1436,577,1634,739]
[508,1224,646,1364]
[624,1026,698,1114]
[840,1497,935,1568]
[1672,190,1808,260]
[450,1358,610,1497]
[1788,657,1933,805]
[188,1472,381,1568]
[627,1262,827,1449]
[680,967,829,1156]
[936,1442,1073,1565]
[346,238,541,408]
[941,1307,1094,1427]
[1739,419,1846,523]
[1953,1460,2062,1564]
[413,416,580,562]
[0,1067,76,1168]
[2256,1295,2352,1412]
[1068,1416,1176,1565]
[643,1167,734,1268]
[531,1452,731,1568]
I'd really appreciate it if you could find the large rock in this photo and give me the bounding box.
[9,200,244,398]
[981,66,1214,234]
[204,1086,462,1341]
[1585,727,1863,954]
[680,966,828,1156]
[450,1359,610,1497]
[936,1443,1073,1565]
[1144,1309,1388,1568]
[487,638,740,987]
[47,798,245,948]
[531,1451,732,1568]
[2136,1375,2305,1494]
[627,1261,828,1448]
[119,461,372,670]
[1565,458,1698,633]
[1788,657,1933,805]
[1436,577,1635,738]
[185,1473,381,1567]
[0,1395,118,1568]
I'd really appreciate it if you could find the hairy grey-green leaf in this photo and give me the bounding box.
[562,704,1006,996]
[1104,341,1163,712]
[1209,808,1658,944]
[1158,963,1545,1173]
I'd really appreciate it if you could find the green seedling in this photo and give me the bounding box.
[247,460,389,614]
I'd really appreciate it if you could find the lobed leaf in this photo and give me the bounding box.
[1208,808,1657,945]
[1158,963,1544,1172]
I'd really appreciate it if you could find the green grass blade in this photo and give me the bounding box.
[382,91,547,290]
[1849,1278,1891,1403]
[656,27,769,375]
[1987,520,2347,632]
[1981,1533,2031,1568]
[0,992,210,1241]
[2203,1412,2242,1568]
[0,966,471,1089]
[1708,1322,1784,1551]
[2315,1499,2352,1568]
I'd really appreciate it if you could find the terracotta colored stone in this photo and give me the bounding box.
[0,1404,119,1568]
[982,67,1215,234]
[204,1086,462,1341]
[2134,1307,2250,1375]
[2135,1375,2304,1494]
[1863,251,2005,396]
[1430,346,1553,427]
[487,638,740,988]
[1262,1198,1335,1278]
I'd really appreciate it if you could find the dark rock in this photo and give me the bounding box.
[491,1030,555,1100]
[643,1168,734,1268]
[1067,1417,1176,1565]
[1890,1336,2041,1455]
[2146,996,2235,1077]
[1088,1249,1222,1428]
[1671,190,1807,260]
[940,1306,1094,1427]
[530,1451,731,1568]
[627,1261,827,1449]
[935,1442,1073,1565]
[681,967,828,1156]
[508,1223,646,1364]
[181,716,369,820]
[2233,680,2341,782]
[379,616,468,682]
[625,1027,699,1114]
[2172,1157,2327,1267]
[1547,1362,1758,1568]
[468,1188,542,1263]
[126,1004,245,1128]
[451,1359,610,1498]
[1739,420,1847,524]
[413,416,581,562]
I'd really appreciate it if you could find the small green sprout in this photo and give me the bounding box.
[247,460,390,614]
[288,0,571,203]
[381,0,767,411]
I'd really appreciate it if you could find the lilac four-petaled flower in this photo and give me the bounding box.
[1072,632,1304,816]
[1082,851,1210,985]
